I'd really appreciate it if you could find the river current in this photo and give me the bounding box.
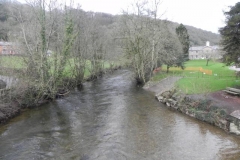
[1,70,240,160]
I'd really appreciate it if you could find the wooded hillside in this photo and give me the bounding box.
[81,12,221,47]
[82,12,221,47]
[0,3,220,46]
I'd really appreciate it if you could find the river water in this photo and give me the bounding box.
[1,70,240,160]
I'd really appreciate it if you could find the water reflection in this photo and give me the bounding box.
[0,70,240,159]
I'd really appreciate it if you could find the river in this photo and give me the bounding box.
[0,70,240,160]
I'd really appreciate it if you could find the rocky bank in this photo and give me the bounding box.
[144,76,240,135]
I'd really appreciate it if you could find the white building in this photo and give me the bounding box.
[189,41,223,60]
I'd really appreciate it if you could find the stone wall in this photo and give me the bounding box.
[156,89,230,132]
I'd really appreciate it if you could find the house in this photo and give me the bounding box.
[189,41,223,60]
[0,42,17,55]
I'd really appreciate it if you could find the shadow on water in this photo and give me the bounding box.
[0,70,240,159]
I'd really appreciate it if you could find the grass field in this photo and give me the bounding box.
[61,59,114,78]
[0,55,25,69]
[152,60,240,94]
[0,55,118,78]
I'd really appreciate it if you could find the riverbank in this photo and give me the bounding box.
[0,66,122,124]
[3,69,240,160]
[144,76,240,135]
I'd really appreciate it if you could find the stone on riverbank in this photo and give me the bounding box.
[144,76,240,135]
[230,123,240,135]
[157,89,230,132]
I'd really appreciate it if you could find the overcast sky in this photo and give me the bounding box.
[78,0,239,34]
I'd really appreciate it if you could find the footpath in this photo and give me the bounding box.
[144,76,240,135]
[143,76,181,95]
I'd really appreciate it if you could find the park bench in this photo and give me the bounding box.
[223,87,240,96]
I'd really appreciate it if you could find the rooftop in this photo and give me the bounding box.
[189,45,220,51]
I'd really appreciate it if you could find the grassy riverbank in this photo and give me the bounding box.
[152,60,240,94]
[146,70,240,135]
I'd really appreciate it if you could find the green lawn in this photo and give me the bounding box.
[0,55,25,69]
[0,55,117,78]
[184,60,233,76]
[62,59,113,78]
[153,60,240,94]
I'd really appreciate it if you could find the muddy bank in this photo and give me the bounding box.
[0,103,21,124]
[144,77,240,135]
[0,98,51,124]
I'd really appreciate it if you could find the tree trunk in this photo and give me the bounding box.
[167,65,170,73]
[206,59,209,66]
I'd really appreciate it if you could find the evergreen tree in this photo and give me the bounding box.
[176,23,190,62]
[219,2,240,65]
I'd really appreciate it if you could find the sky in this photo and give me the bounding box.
[77,0,239,34]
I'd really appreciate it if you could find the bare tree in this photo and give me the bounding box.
[70,7,88,85]
[120,0,165,84]
[9,0,76,105]
[158,27,183,73]
[84,13,107,79]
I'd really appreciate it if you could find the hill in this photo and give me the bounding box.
[167,21,221,46]
[90,13,221,47]
[185,25,220,46]
[0,1,220,48]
